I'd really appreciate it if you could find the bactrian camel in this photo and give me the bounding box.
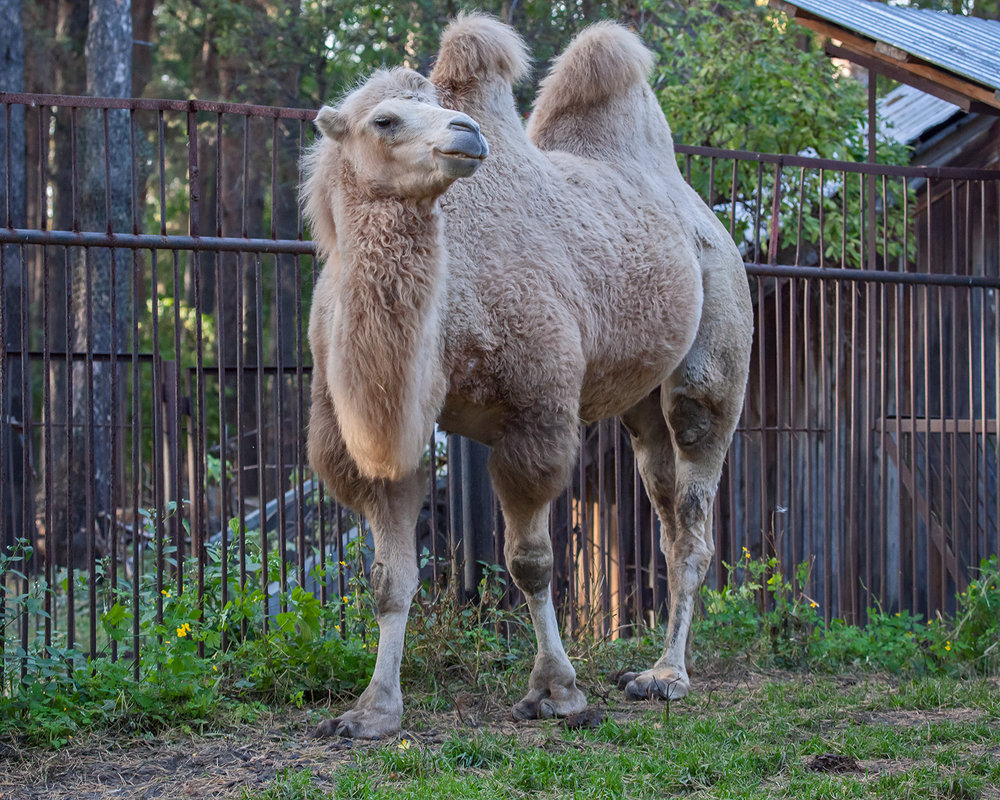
[302,14,753,738]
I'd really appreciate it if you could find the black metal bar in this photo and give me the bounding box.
[7,231,1000,285]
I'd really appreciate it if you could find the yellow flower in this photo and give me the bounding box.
[177,626,187,637]
[161,589,171,597]
[339,561,346,567]
[742,547,751,560]
[945,641,951,651]
[334,625,341,632]
[342,595,350,603]
[809,601,818,609]
[212,664,218,672]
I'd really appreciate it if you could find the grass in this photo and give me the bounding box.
[238,672,999,800]
[2,542,998,798]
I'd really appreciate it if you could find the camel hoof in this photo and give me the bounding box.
[616,671,638,690]
[512,685,587,721]
[311,709,400,740]
[623,669,689,702]
[511,697,539,721]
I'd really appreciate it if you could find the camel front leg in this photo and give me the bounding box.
[490,420,587,721]
[311,474,424,739]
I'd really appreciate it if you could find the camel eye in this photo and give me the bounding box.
[372,116,397,132]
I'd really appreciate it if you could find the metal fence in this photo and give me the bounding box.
[1,92,998,669]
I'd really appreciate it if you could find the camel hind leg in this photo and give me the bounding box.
[619,386,725,700]
[620,250,751,700]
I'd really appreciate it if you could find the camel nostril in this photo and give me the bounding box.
[448,118,479,134]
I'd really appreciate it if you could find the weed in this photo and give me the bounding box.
[693,553,1000,679]
[3,529,998,752]
[439,732,509,770]
[242,768,332,800]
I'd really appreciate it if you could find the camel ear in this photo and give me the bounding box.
[315,106,348,141]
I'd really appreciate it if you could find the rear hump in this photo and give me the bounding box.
[529,23,654,143]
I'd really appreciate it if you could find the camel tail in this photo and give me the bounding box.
[431,12,530,92]
[528,23,657,154]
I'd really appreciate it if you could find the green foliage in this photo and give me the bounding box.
[650,0,872,158]
[0,519,375,746]
[946,555,1000,673]
[649,0,914,268]
[5,520,997,749]
[694,552,1000,677]
[697,548,821,666]
[403,560,526,695]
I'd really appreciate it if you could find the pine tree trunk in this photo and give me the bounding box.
[56,0,133,565]
[46,0,90,565]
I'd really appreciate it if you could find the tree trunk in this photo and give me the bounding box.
[54,0,133,565]
[131,0,155,97]
[0,0,29,554]
[45,0,89,565]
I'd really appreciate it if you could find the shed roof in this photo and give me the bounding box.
[879,83,962,144]
[771,0,1000,113]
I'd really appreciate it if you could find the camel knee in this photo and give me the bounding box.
[370,559,418,616]
[506,539,553,596]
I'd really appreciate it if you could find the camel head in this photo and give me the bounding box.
[314,69,488,201]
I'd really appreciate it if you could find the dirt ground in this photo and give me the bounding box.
[0,673,993,800]
[0,699,629,800]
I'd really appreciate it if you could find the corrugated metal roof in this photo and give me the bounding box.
[879,83,962,144]
[782,0,1000,90]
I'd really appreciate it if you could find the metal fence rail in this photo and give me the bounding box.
[1,92,999,674]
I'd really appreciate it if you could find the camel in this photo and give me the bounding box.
[302,14,753,739]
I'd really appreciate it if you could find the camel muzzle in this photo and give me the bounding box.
[434,127,489,177]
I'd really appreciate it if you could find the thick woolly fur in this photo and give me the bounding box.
[303,14,753,732]
[431,12,530,93]
[303,70,450,482]
[527,22,654,144]
[304,13,753,490]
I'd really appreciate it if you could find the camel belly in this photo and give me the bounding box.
[578,358,673,423]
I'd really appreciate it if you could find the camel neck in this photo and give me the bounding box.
[328,165,447,480]
[339,188,444,309]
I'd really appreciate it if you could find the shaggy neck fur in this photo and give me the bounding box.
[329,163,446,480]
